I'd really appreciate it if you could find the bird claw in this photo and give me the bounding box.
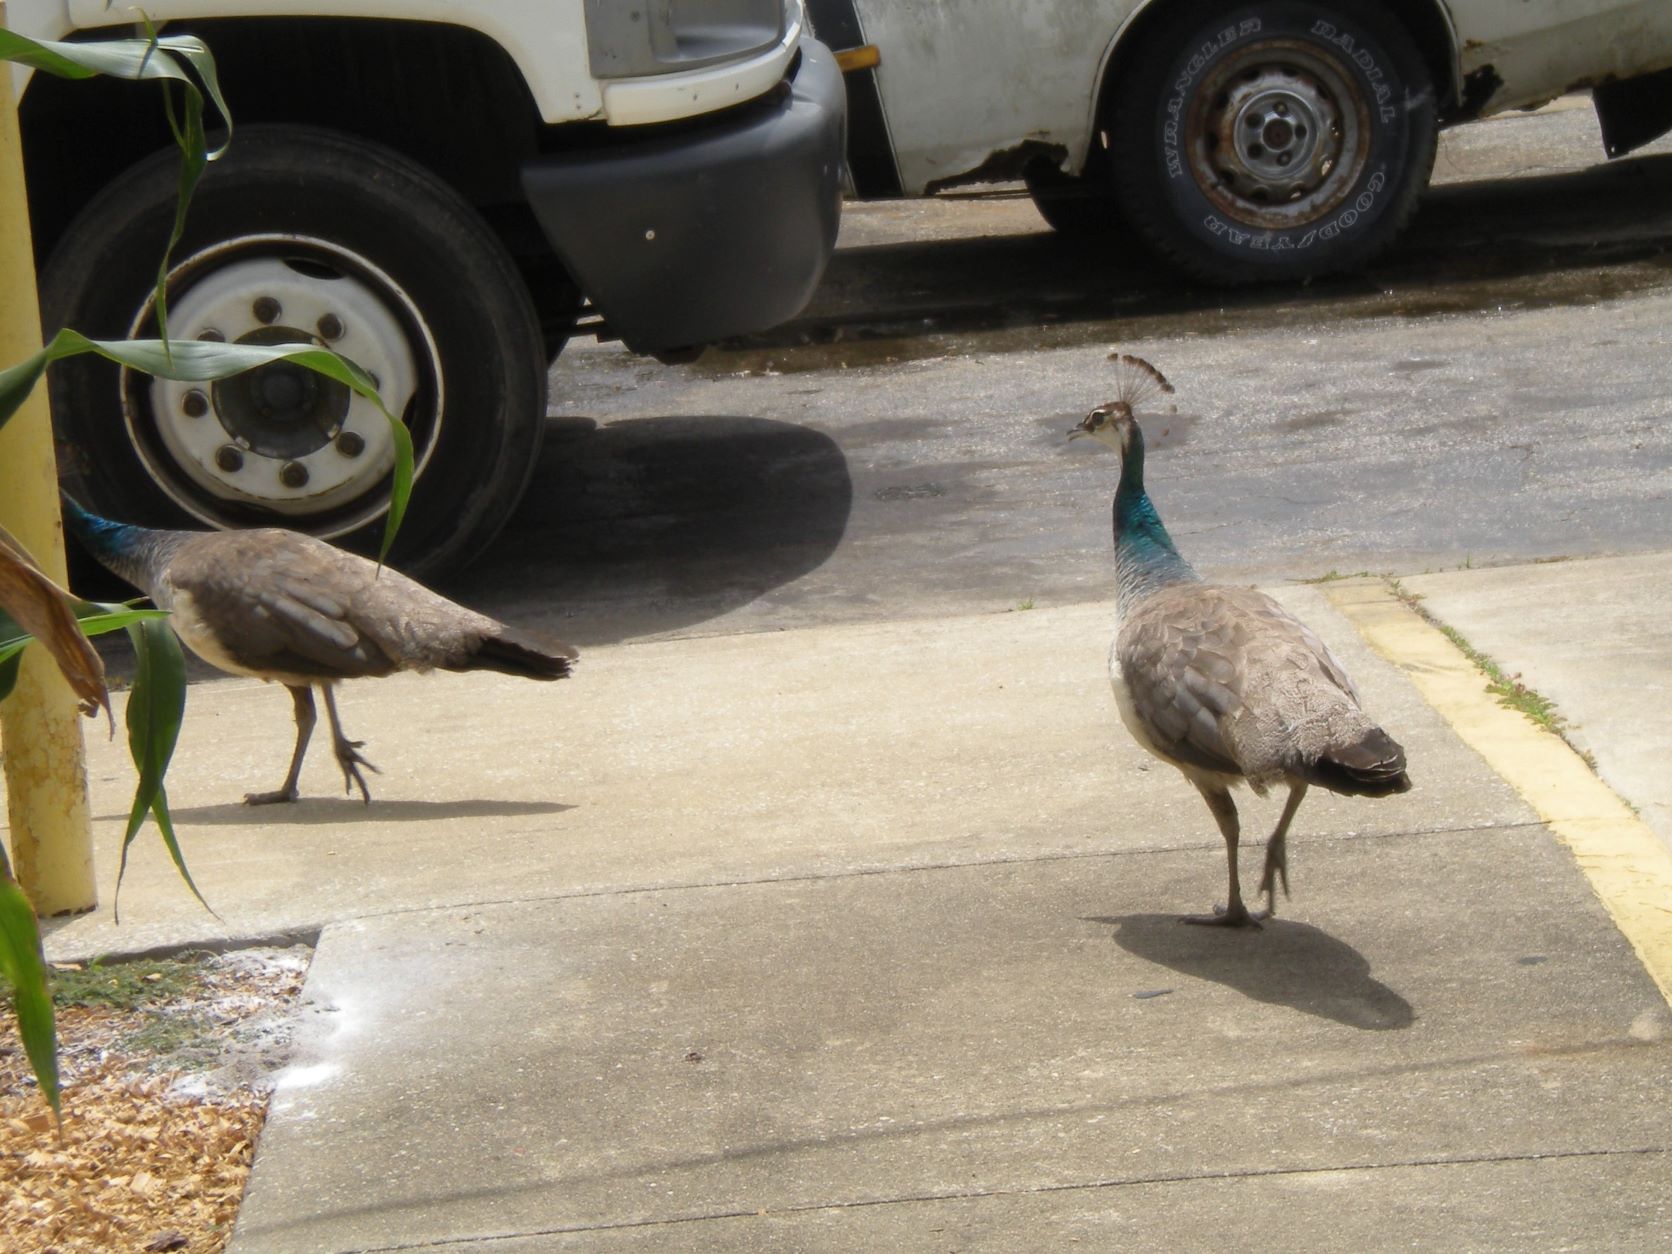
[332,736,381,805]
[1180,903,1266,929]
[1258,847,1291,915]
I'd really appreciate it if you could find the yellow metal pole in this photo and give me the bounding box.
[0,10,98,917]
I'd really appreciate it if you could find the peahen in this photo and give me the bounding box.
[1071,355,1410,926]
[63,497,577,805]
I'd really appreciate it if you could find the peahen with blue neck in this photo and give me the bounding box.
[1072,355,1410,926]
[63,496,577,805]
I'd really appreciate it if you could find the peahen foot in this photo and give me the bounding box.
[332,735,381,804]
[1181,902,1266,929]
[244,784,301,806]
[1258,841,1290,916]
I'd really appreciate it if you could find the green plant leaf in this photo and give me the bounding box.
[71,602,172,637]
[0,863,60,1121]
[0,603,169,700]
[0,30,230,149]
[115,616,207,921]
[0,332,413,561]
[2,25,230,354]
[0,22,239,1116]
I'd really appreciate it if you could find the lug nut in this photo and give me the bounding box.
[335,430,366,458]
[215,445,244,472]
[279,461,310,489]
[198,328,225,343]
[253,296,282,324]
[317,313,344,341]
[182,389,209,418]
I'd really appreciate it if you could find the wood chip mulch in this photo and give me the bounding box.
[1,947,310,1253]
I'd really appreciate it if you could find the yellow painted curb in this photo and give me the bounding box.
[1326,578,1672,1008]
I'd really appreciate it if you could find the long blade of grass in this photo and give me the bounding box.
[0,352,48,433]
[114,615,205,920]
[0,864,60,1121]
[72,603,171,636]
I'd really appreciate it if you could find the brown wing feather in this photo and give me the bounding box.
[1117,596,1244,777]
[166,531,401,679]
[1117,584,1384,786]
[165,529,576,682]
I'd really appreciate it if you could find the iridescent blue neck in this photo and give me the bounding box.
[60,496,185,599]
[1113,428,1197,617]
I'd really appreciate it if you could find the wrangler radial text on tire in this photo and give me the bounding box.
[1110,0,1437,283]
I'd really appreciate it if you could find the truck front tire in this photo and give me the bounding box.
[42,125,548,579]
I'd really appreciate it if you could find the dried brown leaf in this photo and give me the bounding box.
[0,522,109,722]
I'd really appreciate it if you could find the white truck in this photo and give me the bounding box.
[809,0,1672,282]
[9,1,845,577]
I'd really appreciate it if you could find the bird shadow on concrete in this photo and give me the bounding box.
[1088,913,1414,1032]
[142,798,576,826]
[452,414,853,645]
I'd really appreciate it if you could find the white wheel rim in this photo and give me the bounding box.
[122,234,443,533]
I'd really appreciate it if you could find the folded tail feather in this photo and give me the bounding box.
[454,627,578,680]
[1305,726,1411,797]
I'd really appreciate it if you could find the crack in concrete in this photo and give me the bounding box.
[312,818,1547,928]
[351,1144,1671,1250]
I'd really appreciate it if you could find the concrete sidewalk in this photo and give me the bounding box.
[1400,554,1672,857]
[14,561,1672,1249]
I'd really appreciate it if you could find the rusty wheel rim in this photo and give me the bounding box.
[1185,39,1372,230]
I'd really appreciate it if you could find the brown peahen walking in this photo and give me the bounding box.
[64,497,577,805]
[1071,355,1410,926]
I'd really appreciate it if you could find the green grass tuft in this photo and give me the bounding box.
[1433,624,1566,734]
[118,1012,220,1066]
[1303,569,1374,584]
[1387,576,1598,766]
[47,955,204,1010]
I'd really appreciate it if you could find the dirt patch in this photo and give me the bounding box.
[1,946,311,1252]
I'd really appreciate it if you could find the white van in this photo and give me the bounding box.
[810,0,1672,282]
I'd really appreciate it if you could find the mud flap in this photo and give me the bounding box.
[1594,67,1672,159]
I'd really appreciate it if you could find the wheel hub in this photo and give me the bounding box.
[212,325,352,461]
[128,241,434,527]
[1187,41,1369,231]
[1224,79,1334,195]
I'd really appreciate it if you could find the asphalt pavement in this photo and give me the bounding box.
[20,556,1672,1251]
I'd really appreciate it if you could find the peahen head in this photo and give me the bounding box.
[1068,399,1138,453]
[1067,352,1175,483]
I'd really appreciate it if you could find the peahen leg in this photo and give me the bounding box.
[321,684,380,804]
[1258,783,1309,915]
[246,684,316,806]
[1183,780,1262,928]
